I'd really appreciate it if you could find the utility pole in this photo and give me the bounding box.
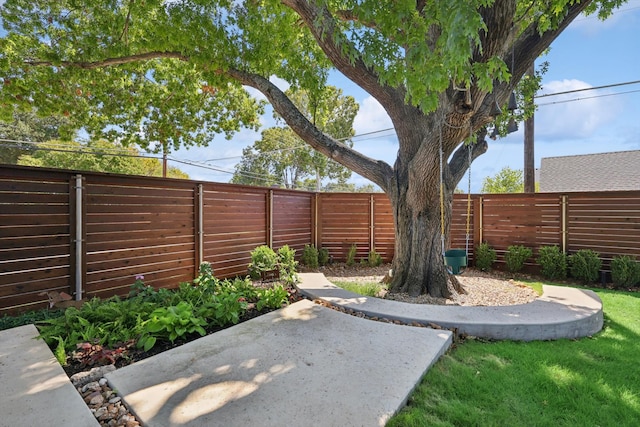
[162,143,167,178]
[524,64,535,193]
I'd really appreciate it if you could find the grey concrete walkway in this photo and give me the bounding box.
[297,273,604,341]
[0,324,99,427]
[106,299,452,426]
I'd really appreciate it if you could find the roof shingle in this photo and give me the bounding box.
[540,150,640,192]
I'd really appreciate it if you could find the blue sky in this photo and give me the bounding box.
[169,1,640,193]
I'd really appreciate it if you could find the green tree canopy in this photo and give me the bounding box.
[232,85,358,189]
[18,139,189,178]
[232,127,311,188]
[322,182,379,193]
[481,166,524,193]
[0,112,73,163]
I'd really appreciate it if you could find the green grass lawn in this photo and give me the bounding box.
[331,280,387,297]
[388,286,640,427]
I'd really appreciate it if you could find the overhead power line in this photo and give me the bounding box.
[535,79,640,98]
[0,140,163,160]
[537,88,640,106]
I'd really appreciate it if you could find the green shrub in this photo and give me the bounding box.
[248,245,278,279]
[346,243,357,266]
[197,290,248,327]
[217,277,259,301]
[36,268,293,359]
[536,246,568,280]
[475,242,496,271]
[138,301,207,351]
[37,296,157,353]
[367,250,383,267]
[301,244,319,268]
[505,245,533,273]
[277,245,298,284]
[611,255,640,288]
[569,249,602,284]
[318,247,330,266]
[256,284,289,310]
[0,308,64,332]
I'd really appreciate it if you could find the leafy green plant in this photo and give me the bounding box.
[346,243,358,266]
[474,242,496,271]
[277,245,298,284]
[194,262,215,283]
[569,249,602,284]
[37,296,155,353]
[318,247,330,266]
[35,266,293,364]
[610,255,640,288]
[0,308,64,331]
[367,250,383,267]
[138,301,207,351]
[52,336,68,366]
[198,290,248,327]
[217,277,259,301]
[505,245,532,273]
[248,245,278,280]
[536,246,568,280]
[301,244,319,268]
[256,285,289,311]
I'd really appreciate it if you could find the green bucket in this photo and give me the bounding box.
[444,249,467,275]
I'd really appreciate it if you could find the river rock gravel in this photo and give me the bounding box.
[316,263,539,306]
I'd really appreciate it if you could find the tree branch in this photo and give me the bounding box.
[511,1,594,87]
[281,0,398,106]
[26,51,189,69]
[227,68,394,191]
[119,0,135,44]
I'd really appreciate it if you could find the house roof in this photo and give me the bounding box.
[539,150,640,192]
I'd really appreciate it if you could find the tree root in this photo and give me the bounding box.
[448,274,467,295]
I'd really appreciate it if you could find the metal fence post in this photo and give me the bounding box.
[73,174,84,301]
[268,189,274,248]
[561,194,568,253]
[370,194,375,253]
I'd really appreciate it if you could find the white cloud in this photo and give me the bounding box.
[535,79,621,139]
[570,1,640,36]
[353,96,393,135]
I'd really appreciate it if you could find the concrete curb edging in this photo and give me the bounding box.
[296,273,604,341]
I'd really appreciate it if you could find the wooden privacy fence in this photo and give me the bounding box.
[475,192,640,272]
[0,165,395,313]
[1,164,639,314]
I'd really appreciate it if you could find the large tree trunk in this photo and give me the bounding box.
[386,151,456,298]
[389,193,452,297]
[383,111,486,298]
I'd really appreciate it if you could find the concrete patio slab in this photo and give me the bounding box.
[297,273,604,341]
[0,324,99,427]
[106,299,452,427]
